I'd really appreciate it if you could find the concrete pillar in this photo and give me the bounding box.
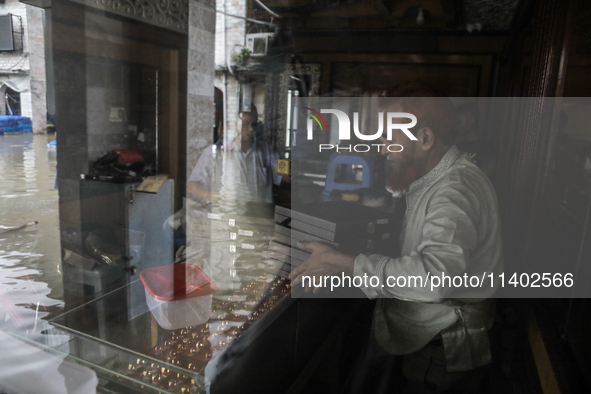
[26,5,47,134]
[0,85,6,115]
[185,0,216,273]
[186,0,216,169]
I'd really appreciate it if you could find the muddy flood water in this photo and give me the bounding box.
[0,133,63,336]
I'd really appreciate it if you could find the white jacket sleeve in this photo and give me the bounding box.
[353,185,488,302]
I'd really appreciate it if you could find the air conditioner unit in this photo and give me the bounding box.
[246,33,274,57]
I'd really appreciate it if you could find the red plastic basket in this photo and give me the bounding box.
[140,263,216,302]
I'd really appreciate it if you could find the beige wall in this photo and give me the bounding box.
[26,5,46,134]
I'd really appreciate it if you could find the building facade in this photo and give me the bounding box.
[0,0,46,133]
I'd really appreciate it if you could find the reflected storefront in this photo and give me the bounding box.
[2,0,591,393]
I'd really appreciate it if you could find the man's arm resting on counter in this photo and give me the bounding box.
[187,146,216,203]
[355,187,484,302]
[292,186,496,300]
[187,180,213,203]
[291,242,355,294]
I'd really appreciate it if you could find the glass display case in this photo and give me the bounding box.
[21,263,367,394]
[16,193,366,393]
[37,271,291,394]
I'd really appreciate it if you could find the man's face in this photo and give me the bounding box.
[379,108,423,191]
[240,112,255,141]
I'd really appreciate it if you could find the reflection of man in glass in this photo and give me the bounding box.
[292,83,503,393]
[187,104,281,205]
[185,104,282,289]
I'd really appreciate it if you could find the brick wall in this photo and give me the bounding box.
[215,0,246,147]
[214,73,240,145]
[215,0,246,67]
[26,5,47,134]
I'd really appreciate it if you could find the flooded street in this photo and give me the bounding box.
[0,133,63,336]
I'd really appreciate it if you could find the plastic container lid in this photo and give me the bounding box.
[140,263,216,302]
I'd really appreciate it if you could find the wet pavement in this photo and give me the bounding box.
[0,133,63,336]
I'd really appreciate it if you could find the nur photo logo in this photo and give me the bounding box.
[302,107,417,153]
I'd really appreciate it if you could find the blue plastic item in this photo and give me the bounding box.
[323,153,378,196]
[0,115,32,133]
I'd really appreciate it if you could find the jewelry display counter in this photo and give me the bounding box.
[36,270,368,394]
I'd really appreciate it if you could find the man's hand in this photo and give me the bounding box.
[187,181,220,203]
[290,242,355,294]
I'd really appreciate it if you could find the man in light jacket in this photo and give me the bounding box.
[292,83,503,393]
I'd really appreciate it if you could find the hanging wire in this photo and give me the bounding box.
[253,0,280,18]
[216,8,277,27]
